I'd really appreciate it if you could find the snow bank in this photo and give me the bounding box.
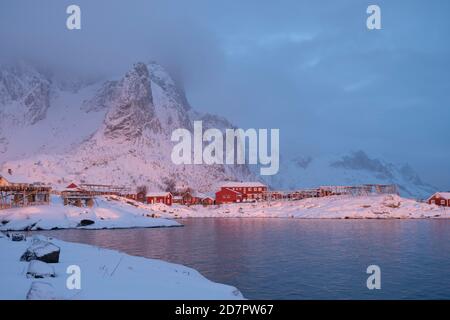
[148,195,450,219]
[2,194,447,233]
[0,195,180,231]
[0,235,244,300]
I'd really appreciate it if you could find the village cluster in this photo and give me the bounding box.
[1,169,449,210]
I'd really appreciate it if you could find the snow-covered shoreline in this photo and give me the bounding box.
[151,194,450,220]
[1,194,449,233]
[0,233,244,300]
[0,195,180,231]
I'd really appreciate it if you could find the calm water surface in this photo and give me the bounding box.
[35,219,450,299]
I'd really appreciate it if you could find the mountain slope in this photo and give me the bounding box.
[261,150,435,199]
[0,62,437,198]
[0,61,254,191]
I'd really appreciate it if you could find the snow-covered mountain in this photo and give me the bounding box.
[261,150,435,199]
[0,61,436,198]
[0,61,253,192]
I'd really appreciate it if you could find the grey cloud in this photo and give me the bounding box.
[0,0,449,188]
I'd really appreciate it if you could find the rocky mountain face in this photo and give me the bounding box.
[0,61,254,192]
[0,61,435,198]
[101,62,158,140]
[261,150,435,199]
[0,62,51,126]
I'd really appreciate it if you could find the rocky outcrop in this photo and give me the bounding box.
[26,260,56,279]
[20,239,60,263]
[78,219,95,227]
[0,61,256,192]
[0,62,50,125]
[148,62,191,112]
[102,62,160,140]
[82,80,118,113]
[10,233,26,241]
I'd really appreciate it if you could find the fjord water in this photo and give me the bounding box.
[37,219,450,299]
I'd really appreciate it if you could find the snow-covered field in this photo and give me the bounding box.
[147,195,450,219]
[0,234,243,299]
[0,195,180,231]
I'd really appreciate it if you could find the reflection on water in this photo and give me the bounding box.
[34,219,450,299]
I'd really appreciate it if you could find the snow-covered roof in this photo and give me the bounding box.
[0,171,37,185]
[197,193,214,200]
[191,191,215,199]
[429,192,450,200]
[60,182,84,192]
[221,182,266,188]
[146,192,172,197]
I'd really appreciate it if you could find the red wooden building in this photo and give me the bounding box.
[135,191,146,203]
[427,192,450,207]
[215,182,267,204]
[201,196,215,205]
[146,192,173,206]
[181,191,200,205]
[66,182,80,190]
[181,191,215,206]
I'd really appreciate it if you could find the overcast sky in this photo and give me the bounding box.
[1,0,449,188]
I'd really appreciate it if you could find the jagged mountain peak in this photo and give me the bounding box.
[0,60,255,191]
[101,62,159,141]
[84,62,192,138]
[147,61,176,87]
[0,61,438,197]
[0,61,51,125]
[261,150,435,199]
[147,61,191,112]
[119,62,152,102]
[330,150,394,180]
[0,60,43,78]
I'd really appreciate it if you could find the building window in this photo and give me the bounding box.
[441,200,446,205]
